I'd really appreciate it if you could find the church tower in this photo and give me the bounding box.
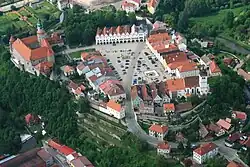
[37,20,46,43]
[199,71,209,95]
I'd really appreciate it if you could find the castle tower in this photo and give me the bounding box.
[36,20,46,43]
[199,71,209,95]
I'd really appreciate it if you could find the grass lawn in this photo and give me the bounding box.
[69,48,96,59]
[26,1,59,18]
[189,6,246,26]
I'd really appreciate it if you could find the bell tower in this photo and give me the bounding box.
[37,20,46,43]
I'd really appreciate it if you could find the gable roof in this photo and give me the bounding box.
[157,142,170,150]
[227,161,245,167]
[193,142,217,156]
[237,69,250,81]
[64,65,74,73]
[163,103,175,111]
[210,60,221,73]
[216,119,231,130]
[184,76,199,88]
[232,111,247,121]
[165,52,188,64]
[149,124,168,133]
[71,156,94,167]
[165,78,185,92]
[107,100,122,112]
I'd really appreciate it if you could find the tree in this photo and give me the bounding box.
[10,5,17,11]
[224,11,234,28]
[163,14,176,27]
[177,11,189,32]
[177,142,184,151]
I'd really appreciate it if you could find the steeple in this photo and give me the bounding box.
[36,19,46,43]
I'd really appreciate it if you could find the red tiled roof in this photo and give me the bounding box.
[71,156,94,167]
[68,81,78,90]
[25,114,32,124]
[99,80,125,96]
[216,119,231,130]
[148,0,158,8]
[131,85,138,100]
[244,136,250,147]
[58,146,75,156]
[35,61,53,74]
[122,0,136,8]
[163,103,175,111]
[107,100,122,112]
[48,140,63,150]
[177,62,198,72]
[165,52,188,64]
[193,142,217,156]
[141,85,152,101]
[88,75,98,82]
[149,124,168,133]
[64,65,74,73]
[157,142,170,150]
[147,32,171,43]
[238,69,250,81]
[165,78,185,92]
[210,60,221,73]
[232,111,247,121]
[227,161,245,167]
[12,36,54,62]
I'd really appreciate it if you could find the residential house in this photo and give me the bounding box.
[149,124,168,140]
[25,113,40,126]
[227,161,245,167]
[147,0,159,14]
[140,84,154,114]
[242,136,250,151]
[225,132,244,147]
[237,69,250,81]
[152,21,167,31]
[216,119,232,132]
[200,54,212,67]
[76,62,90,76]
[157,142,171,155]
[207,123,225,137]
[163,103,175,116]
[121,0,141,13]
[70,156,94,167]
[68,81,85,99]
[232,111,247,123]
[157,81,171,103]
[10,22,54,76]
[165,78,186,99]
[37,148,54,166]
[99,79,126,101]
[209,61,221,76]
[106,100,126,119]
[95,24,148,45]
[193,142,218,164]
[150,83,162,104]
[175,102,193,113]
[131,85,144,110]
[199,123,209,139]
[57,0,73,11]
[63,65,75,76]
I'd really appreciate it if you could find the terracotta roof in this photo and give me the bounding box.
[227,132,244,142]
[165,78,185,92]
[237,69,250,81]
[64,65,74,73]
[12,36,54,62]
[223,58,233,66]
[122,0,136,8]
[210,60,221,73]
[68,81,78,90]
[48,139,63,150]
[99,79,125,97]
[193,142,217,156]
[37,149,52,162]
[184,76,199,88]
[35,61,53,74]
[148,0,158,8]
[71,156,94,167]
[216,119,231,130]
[151,42,179,54]
[227,161,245,167]
[81,51,101,61]
[157,142,170,150]
[163,103,175,111]
[107,100,122,112]
[58,146,75,156]
[149,124,168,133]
[177,62,197,72]
[165,52,188,64]
[147,32,171,43]
[232,111,247,121]
[141,85,152,101]
[131,85,138,100]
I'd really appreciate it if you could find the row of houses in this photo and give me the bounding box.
[47,139,94,167]
[66,51,126,119]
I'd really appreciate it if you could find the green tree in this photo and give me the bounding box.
[224,11,234,28]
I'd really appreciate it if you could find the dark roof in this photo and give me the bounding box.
[184,76,199,88]
[175,102,192,113]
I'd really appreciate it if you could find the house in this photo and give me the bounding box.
[95,24,148,45]
[232,111,247,123]
[106,100,126,119]
[131,85,144,110]
[68,81,85,99]
[99,79,126,101]
[70,156,94,167]
[48,139,76,156]
[25,113,40,126]
[209,61,221,76]
[225,132,244,147]
[237,69,250,81]
[121,0,141,13]
[157,142,171,155]
[165,78,186,99]
[199,123,209,139]
[10,22,54,76]
[149,124,168,140]
[37,148,54,166]
[163,103,175,116]
[152,21,167,31]
[63,65,75,76]
[200,54,212,67]
[227,161,245,167]
[175,102,193,113]
[207,123,225,137]
[216,119,232,132]
[150,83,162,104]
[147,0,159,14]
[193,142,218,164]
[76,62,90,76]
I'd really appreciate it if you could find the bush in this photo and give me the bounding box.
[220,6,225,10]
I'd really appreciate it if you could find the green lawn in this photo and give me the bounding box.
[26,1,59,18]
[69,48,96,59]
[189,6,246,26]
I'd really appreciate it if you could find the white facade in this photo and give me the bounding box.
[96,25,147,45]
[179,69,200,78]
[149,129,168,140]
[193,146,218,164]
[106,93,127,102]
[199,75,209,95]
[107,106,126,119]
[157,147,170,155]
[122,0,141,13]
[76,65,90,76]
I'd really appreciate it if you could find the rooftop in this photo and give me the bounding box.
[216,119,231,130]
[193,142,217,156]
[165,78,185,92]
[163,103,175,111]
[210,60,221,73]
[149,124,168,133]
[106,100,122,112]
[157,142,170,150]
[184,76,199,88]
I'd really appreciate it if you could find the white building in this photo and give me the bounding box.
[193,142,218,164]
[149,124,168,140]
[95,24,148,45]
[76,62,90,76]
[106,100,126,119]
[62,65,75,76]
[157,142,171,155]
[122,0,141,13]
[57,0,73,11]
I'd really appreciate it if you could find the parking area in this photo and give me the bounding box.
[98,42,144,82]
[132,47,171,84]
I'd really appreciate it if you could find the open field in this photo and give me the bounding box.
[189,6,246,26]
